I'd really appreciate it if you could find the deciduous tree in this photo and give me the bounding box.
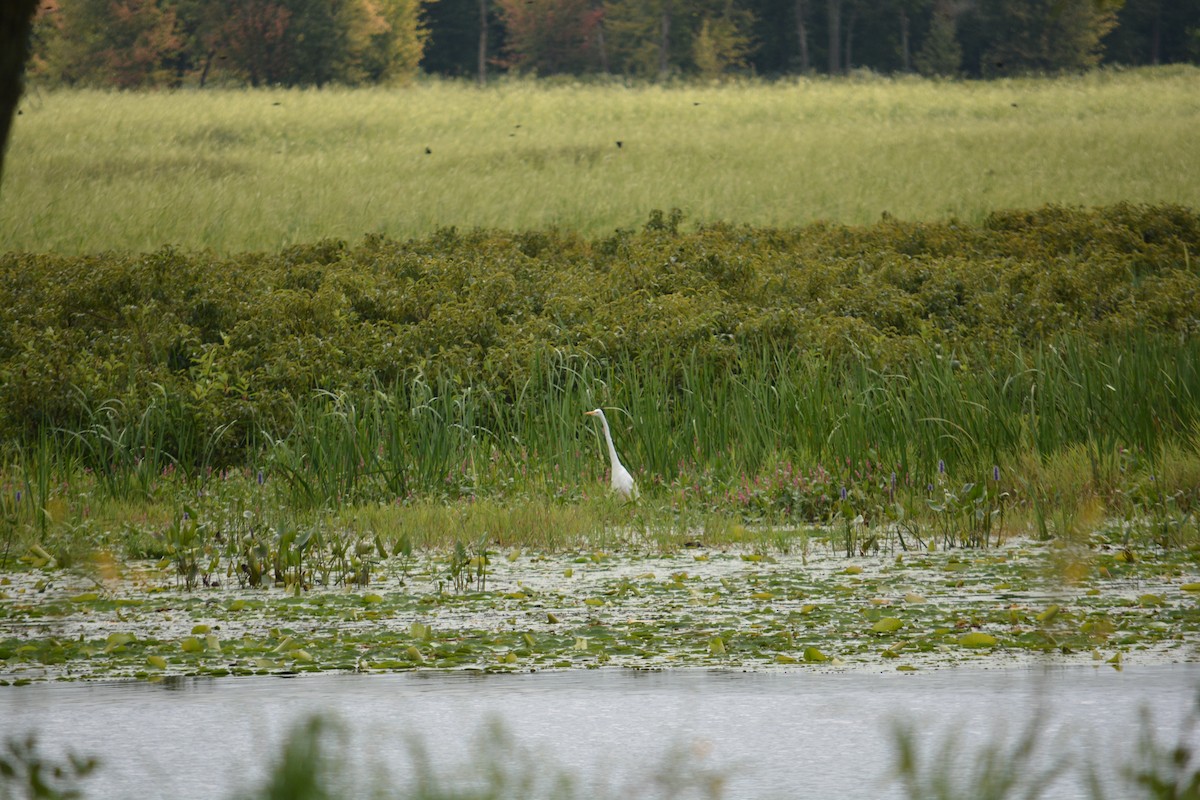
[496,0,603,74]
[693,4,755,78]
[364,0,432,83]
[914,0,961,76]
[44,0,181,87]
[975,0,1121,74]
[220,0,292,85]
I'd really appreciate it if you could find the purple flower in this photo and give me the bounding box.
[993,465,1000,481]
[257,470,264,486]
[840,486,848,501]
[938,459,945,474]
[15,489,21,503]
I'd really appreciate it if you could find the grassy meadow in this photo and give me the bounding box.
[2,66,1199,253]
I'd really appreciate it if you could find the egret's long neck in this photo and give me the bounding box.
[600,416,621,468]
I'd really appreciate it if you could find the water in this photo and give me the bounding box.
[2,664,1197,799]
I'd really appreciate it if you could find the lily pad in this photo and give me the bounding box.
[871,617,904,633]
[957,632,998,648]
[1036,605,1060,623]
[802,646,828,663]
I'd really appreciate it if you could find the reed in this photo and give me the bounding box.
[8,331,1196,556]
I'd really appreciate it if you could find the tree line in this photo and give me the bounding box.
[25,0,1200,88]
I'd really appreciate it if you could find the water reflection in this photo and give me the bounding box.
[1,664,1197,800]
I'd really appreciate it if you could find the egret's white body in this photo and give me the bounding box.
[585,408,638,500]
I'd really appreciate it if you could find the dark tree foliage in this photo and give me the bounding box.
[17,0,1200,85]
[1104,0,1200,66]
[422,0,504,77]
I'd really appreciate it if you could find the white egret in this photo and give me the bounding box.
[585,408,638,500]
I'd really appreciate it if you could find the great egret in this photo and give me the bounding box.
[585,408,638,500]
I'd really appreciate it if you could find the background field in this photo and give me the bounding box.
[3,67,1200,254]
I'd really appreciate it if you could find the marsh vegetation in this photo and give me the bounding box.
[1,67,1199,800]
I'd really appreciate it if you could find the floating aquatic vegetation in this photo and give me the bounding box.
[1,530,1197,682]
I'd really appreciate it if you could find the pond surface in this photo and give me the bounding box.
[3,664,1198,799]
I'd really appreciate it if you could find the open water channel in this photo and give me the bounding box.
[2,664,1198,799]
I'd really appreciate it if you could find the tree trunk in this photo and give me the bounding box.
[199,48,216,88]
[596,22,609,73]
[1149,1,1161,64]
[478,0,488,85]
[659,0,672,77]
[827,0,841,74]
[0,0,39,194]
[843,6,856,71]
[795,0,811,72]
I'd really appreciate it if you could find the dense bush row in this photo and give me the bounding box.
[1,203,1198,471]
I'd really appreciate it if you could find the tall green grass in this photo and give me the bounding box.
[7,335,1195,520]
[3,67,1199,253]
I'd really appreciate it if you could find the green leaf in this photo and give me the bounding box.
[871,617,904,633]
[957,632,997,648]
[1036,605,1060,623]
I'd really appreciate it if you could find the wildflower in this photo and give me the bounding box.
[15,489,21,503]
[257,470,264,486]
[993,465,1000,481]
[840,486,848,501]
[938,459,945,474]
